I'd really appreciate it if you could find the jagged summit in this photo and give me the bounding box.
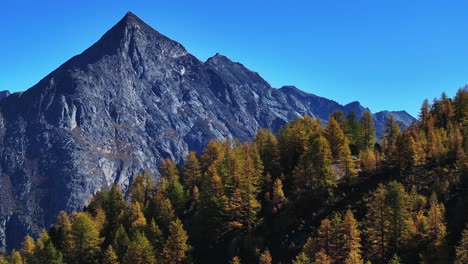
[89,11,187,57]
[345,101,361,107]
[123,11,139,21]
[115,11,156,32]
[112,11,166,39]
[206,53,231,63]
[17,11,190,101]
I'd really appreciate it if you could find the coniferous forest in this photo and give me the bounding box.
[1,87,468,264]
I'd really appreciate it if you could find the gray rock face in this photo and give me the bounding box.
[373,110,416,136]
[0,91,10,101]
[0,12,415,250]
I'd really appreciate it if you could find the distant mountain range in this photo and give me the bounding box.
[0,12,415,250]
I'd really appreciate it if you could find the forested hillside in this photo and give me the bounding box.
[1,87,467,264]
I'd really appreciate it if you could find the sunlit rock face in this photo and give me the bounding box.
[0,12,415,250]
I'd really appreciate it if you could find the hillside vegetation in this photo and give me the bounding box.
[1,87,467,264]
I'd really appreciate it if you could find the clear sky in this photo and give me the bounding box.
[2,0,468,117]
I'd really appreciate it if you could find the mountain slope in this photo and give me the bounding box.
[374,110,416,131]
[0,12,414,249]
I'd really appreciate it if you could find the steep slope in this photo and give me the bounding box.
[278,85,370,120]
[0,12,415,249]
[373,110,417,136]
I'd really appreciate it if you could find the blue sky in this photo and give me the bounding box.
[2,0,468,117]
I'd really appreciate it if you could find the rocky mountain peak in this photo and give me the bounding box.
[121,11,141,24]
[206,53,232,64]
[345,101,361,107]
[112,11,163,38]
[0,90,10,100]
[60,12,189,72]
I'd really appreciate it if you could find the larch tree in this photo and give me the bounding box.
[147,218,164,252]
[90,184,126,232]
[258,249,272,264]
[129,201,148,233]
[112,225,130,262]
[313,249,332,264]
[183,151,202,191]
[365,185,390,262]
[453,86,468,122]
[427,200,447,248]
[344,249,364,264]
[360,111,375,150]
[69,213,103,264]
[341,210,362,261]
[190,164,228,248]
[340,137,358,182]
[230,256,242,264]
[397,132,418,171]
[162,218,191,264]
[454,227,468,264]
[272,178,286,211]
[419,99,431,129]
[312,134,336,195]
[254,129,281,179]
[387,254,401,264]
[130,173,146,205]
[329,213,343,262]
[51,211,73,262]
[293,134,335,196]
[32,230,63,264]
[130,170,154,205]
[160,159,186,216]
[317,218,333,255]
[438,92,455,128]
[102,245,120,264]
[279,115,321,175]
[229,144,262,230]
[293,149,317,195]
[151,192,176,235]
[331,110,348,132]
[359,148,377,173]
[292,252,312,264]
[10,251,23,264]
[199,139,225,175]
[385,182,409,253]
[346,111,361,153]
[382,116,402,168]
[160,158,180,180]
[325,117,347,161]
[124,232,157,264]
[91,207,107,234]
[300,237,319,260]
[20,235,36,263]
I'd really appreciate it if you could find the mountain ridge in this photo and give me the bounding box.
[0,12,415,250]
